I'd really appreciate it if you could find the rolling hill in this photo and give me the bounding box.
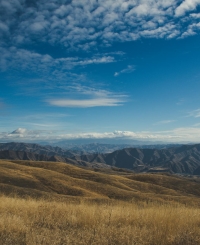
[1,159,200,205]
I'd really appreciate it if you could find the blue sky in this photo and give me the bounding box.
[1,0,200,144]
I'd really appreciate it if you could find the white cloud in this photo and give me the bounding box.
[2,127,200,143]
[179,21,200,38]
[48,97,125,108]
[66,84,123,98]
[154,120,176,125]
[1,0,200,51]
[46,83,127,108]
[170,127,200,140]
[175,0,200,17]
[30,22,47,32]
[0,21,9,33]
[114,65,135,76]
[187,109,200,118]
[11,128,27,135]
[0,47,116,72]
[76,56,115,65]
[190,13,200,18]
[180,28,196,38]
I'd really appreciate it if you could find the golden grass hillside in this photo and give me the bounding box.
[1,160,200,244]
[1,159,200,205]
[1,196,200,245]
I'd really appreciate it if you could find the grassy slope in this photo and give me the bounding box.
[1,159,200,205]
[1,160,200,244]
[2,195,200,245]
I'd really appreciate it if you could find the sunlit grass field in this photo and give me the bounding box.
[1,196,200,245]
[1,159,200,244]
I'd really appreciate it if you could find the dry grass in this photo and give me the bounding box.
[0,195,200,245]
[1,159,200,205]
[1,159,200,244]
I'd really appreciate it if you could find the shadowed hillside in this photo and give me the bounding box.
[2,143,200,174]
[0,142,79,157]
[0,150,110,169]
[72,144,200,174]
[0,142,180,154]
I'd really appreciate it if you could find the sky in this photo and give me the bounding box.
[1,0,200,144]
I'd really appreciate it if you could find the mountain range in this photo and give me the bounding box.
[0,142,181,154]
[1,142,200,175]
[71,144,200,175]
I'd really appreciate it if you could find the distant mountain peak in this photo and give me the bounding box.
[11,128,27,134]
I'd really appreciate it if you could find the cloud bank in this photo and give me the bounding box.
[2,127,200,143]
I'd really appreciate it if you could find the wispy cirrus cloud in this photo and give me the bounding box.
[154,120,176,125]
[48,97,124,108]
[114,65,135,77]
[193,123,200,127]
[0,46,116,72]
[187,109,200,118]
[0,46,118,103]
[76,56,115,65]
[47,85,127,108]
[176,99,185,106]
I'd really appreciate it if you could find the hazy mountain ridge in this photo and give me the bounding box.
[0,142,80,157]
[1,142,200,174]
[65,143,182,153]
[0,142,181,155]
[0,149,111,169]
[71,144,200,175]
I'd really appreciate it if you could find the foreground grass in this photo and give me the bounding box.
[1,196,200,245]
